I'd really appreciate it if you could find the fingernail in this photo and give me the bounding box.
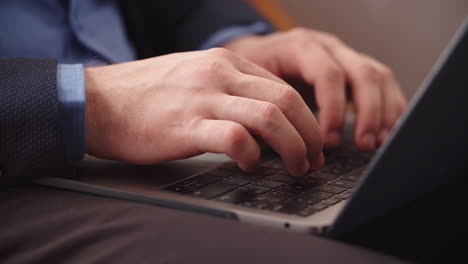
[379,129,389,144]
[362,133,376,150]
[326,130,341,146]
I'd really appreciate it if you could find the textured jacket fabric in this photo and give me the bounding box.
[0,58,69,186]
[0,0,268,186]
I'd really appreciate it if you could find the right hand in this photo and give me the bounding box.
[85,48,324,176]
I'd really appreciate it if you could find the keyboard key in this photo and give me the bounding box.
[266,173,296,183]
[300,191,334,201]
[232,173,264,182]
[240,185,270,195]
[255,192,290,204]
[341,174,361,182]
[220,177,251,187]
[297,177,327,187]
[163,184,195,194]
[297,203,329,217]
[248,167,278,176]
[242,198,273,209]
[216,189,257,204]
[283,181,319,193]
[271,199,309,214]
[206,169,234,178]
[328,180,357,189]
[255,179,285,189]
[319,164,353,176]
[306,171,339,181]
[191,183,236,199]
[291,196,321,206]
[218,162,243,172]
[316,185,347,194]
[178,175,219,189]
[322,198,342,206]
[335,192,353,200]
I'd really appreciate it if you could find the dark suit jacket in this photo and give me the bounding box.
[0,0,269,186]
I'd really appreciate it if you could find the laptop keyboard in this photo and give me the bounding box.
[163,145,372,217]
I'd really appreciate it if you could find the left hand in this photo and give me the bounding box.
[223,27,407,151]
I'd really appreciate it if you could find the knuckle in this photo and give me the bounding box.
[322,65,345,83]
[359,63,380,83]
[322,32,343,45]
[277,85,301,112]
[207,47,235,59]
[257,102,281,130]
[289,27,311,41]
[224,124,249,151]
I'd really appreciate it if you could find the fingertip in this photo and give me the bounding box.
[324,129,341,147]
[290,158,310,177]
[310,152,325,171]
[358,133,376,151]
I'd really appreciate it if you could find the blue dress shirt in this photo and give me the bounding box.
[0,0,273,160]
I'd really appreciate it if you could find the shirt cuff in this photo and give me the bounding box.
[56,64,86,160]
[199,21,275,50]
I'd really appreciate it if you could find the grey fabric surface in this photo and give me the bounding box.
[0,185,409,264]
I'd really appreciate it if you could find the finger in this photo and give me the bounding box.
[212,94,311,176]
[289,42,347,147]
[225,74,324,170]
[191,119,261,170]
[316,36,383,151]
[209,47,288,85]
[233,55,289,85]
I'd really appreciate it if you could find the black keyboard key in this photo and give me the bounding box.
[283,181,319,193]
[277,186,303,196]
[297,203,329,217]
[322,198,342,206]
[232,173,264,182]
[335,192,353,200]
[255,179,285,189]
[248,166,278,176]
[256,192,291,204]
[241,185,270,195]
[297,177,327,187]
[163,184,195,194]
[271,199,309,214]
[320,164,353,176]
[219,162,243,172]
[181,175,220,189]
[341,174,361,182]
[191,183,236,199]
[306,171,339,181]
[316,185,347,194]
[266,173,296,183]
[300,191,334,201]
[207,169,234,178]
[329,180,357,189]
[291,196,321,206]
[242,199,273,209]
[220,177,251,187]
[216,189,257,204]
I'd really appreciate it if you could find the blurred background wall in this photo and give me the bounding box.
[249,0,468,99]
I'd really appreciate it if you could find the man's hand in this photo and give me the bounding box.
[85,48,324,176]
[223,28,407,151]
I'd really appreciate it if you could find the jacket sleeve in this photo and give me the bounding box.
[0,58,71,186]
[118,0,273,58]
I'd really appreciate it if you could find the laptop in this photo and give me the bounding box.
[35,18,468,238]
